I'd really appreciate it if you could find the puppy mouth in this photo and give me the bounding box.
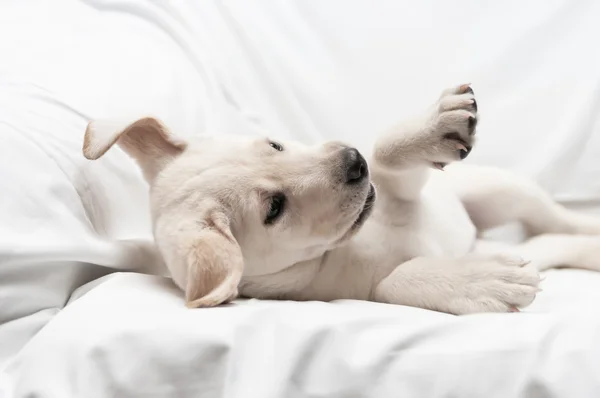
[333,183,376,245]
[352,183,376,228]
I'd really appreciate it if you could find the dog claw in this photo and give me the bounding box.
[468,116,477,130]
[459,83,471,93]
[459,149,471,160]
[518,260,532,268]
[456,143,468,152]
[432,162,446,171]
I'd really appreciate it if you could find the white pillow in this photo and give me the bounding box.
[0,80,164,366]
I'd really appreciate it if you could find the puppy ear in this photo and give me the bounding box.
[83,117,187,181]
[182,210,244,308]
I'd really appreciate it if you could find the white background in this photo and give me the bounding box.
[2,1,600,397]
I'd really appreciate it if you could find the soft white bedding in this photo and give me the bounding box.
[2,0,600,397]
[5,272,600,397]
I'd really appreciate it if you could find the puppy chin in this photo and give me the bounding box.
[335,183,376,244]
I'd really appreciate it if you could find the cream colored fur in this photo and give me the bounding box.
[83,84,600,315]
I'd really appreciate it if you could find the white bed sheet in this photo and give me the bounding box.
[2,0,600,397]
[5,271,600,398]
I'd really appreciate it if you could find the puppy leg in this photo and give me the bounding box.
[373,254,540,315]
[371,84,478,201]
[476,235,600,272]
[446,164,600,236]
[519,235,600,271]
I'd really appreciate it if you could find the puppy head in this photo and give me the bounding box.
[84,117,375,307]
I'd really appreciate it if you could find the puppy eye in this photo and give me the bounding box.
[265,193,286,225]
[269,141,283,151]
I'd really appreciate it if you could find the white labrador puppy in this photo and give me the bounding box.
[83,84,600,315]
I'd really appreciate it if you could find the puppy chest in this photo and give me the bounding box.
[366,195,476,264]
[407,193,476,257]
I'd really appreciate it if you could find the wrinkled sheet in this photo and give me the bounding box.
[2,0,600,397]
[5,272,600,397]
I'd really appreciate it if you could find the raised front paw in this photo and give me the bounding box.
[428,83,479,170]
[447,254,541,315]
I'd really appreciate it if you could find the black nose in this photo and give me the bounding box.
[343,148,368,183]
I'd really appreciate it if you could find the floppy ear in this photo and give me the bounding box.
[83,117,187,182]
[182,209,244,308]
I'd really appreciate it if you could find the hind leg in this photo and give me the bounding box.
[517,234,600,272]
[474,235,600,272]
[445,163,600,236]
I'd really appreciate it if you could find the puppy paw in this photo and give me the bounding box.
[427,84,479,170]
[446,254,541,315]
